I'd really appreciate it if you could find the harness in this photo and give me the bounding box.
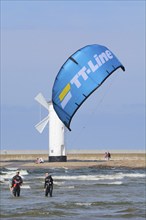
[13,179,20,187]
[46,177,53,187]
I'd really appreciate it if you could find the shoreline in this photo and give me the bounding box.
[0,160,145,169]
[0,158,145,170]
[0,152,145,169]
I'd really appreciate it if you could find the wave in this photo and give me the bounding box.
[1,169,28,176]
[21,185,31,189]
[53,172,145,181]
[53,181,65,186]
[5,167,19,171]
[75,202,92,206]
[107,181,123,185]
[0,169,29,183]
[121,173,145,178]
[61,186,75,189]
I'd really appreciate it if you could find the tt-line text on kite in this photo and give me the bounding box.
[59,50,114,108]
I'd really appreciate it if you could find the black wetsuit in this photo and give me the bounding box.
[44,175,53,197]
[11,175,23,197]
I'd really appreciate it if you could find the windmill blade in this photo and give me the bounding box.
[35,115,49,133]
[35,93,49,110]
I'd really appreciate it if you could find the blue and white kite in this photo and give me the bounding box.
[52,44,125,130]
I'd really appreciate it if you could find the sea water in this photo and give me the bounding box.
[0,166,145,220]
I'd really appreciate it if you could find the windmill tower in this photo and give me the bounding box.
[35,93,67,162]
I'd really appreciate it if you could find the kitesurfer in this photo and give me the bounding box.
[44,173,53,197]
[11,171,23,197]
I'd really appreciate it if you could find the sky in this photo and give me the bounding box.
[1,0,145,152]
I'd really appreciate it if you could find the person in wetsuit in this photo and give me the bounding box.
[11,171,23,197]
[44,173,53,197]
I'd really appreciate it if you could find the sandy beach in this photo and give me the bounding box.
[0,152,145,169]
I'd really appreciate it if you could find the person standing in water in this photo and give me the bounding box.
[11,171,23,197]
[44,173,53,197]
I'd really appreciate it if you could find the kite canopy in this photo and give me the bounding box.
[52,44,125,130]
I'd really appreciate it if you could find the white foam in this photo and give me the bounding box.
[53,181,65,186]
[53,174,122,181]
[99,174,123,180]
[35,176,44,179]
[6,167,18,171]
[2,169,28,176]
[108,181,123,185]
[76,202,92,206]
[53,172,145,181]
[1,169,28,181]
[62,186,75,189]
[21,185,31,189]
[121,173,145,178]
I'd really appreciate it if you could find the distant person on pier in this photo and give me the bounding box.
[44,173,53,197]
[107,152,111,160]
[104,152,111,161]
[11,171,23,197]
[104,152,108,160]
[39,157,44,163]
[35,157,44,164]
[35,158,39,164]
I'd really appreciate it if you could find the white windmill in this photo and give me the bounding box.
[35,93,67,162]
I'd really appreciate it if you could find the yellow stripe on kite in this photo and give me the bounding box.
[59,83,71,101]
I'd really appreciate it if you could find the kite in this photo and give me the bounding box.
[52,44,125,130]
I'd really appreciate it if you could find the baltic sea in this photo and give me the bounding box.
[0,166,145,220]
